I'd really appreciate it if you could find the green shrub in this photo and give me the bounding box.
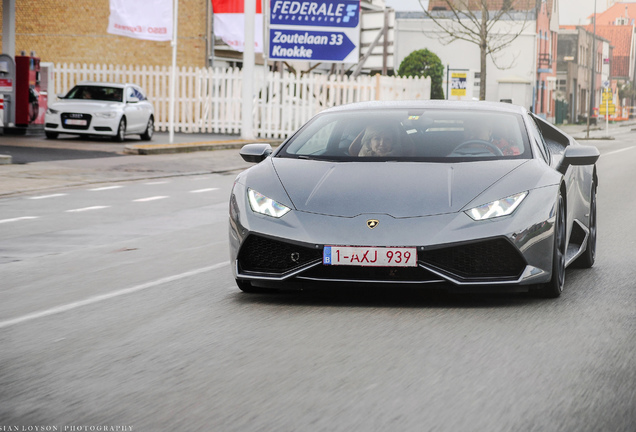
[398,49,445,100]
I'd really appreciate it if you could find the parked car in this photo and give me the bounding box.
[44,82,154,142]
[229,100,599,298]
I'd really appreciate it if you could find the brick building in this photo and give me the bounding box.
[556,26,609,123]
[0,0,212,67]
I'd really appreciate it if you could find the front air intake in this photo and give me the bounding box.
[418,238,526,281]
[238,235,323,274]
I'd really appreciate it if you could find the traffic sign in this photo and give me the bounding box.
[450,72,467,97]
[600,89,615,115]
[269,29,356,61]
[271,0,360,27]
[269,0,360,63]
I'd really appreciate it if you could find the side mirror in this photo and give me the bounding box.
[127,96,140,103]
[558,145,600,174]
[240,143,273,163]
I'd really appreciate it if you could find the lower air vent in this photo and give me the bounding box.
[238,235,323,274]
[419,238,526,280]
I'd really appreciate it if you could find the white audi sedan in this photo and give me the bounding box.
[44,82,154,142]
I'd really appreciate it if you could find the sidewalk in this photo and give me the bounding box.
[0,131,280,197]
[559,120,636,140]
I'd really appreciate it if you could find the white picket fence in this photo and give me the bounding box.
[51,63,431,138]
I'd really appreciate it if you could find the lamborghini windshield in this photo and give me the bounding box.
[277,109,532,161]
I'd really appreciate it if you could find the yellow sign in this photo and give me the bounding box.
[599,89,615,115]
[450,72,467,97]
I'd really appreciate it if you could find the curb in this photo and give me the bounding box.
[574,136,615,141]
[124,139,283,155]
[0,155,11,165]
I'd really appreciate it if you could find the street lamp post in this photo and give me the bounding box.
[586,0,597,139]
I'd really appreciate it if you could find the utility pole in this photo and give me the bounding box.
[2,0,16,57]
[241,0,256,139]
[168,0,179,144]
[586,0,597,139]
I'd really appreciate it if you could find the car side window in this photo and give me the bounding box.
[528,117,550,164]
[126,87,136,102]
[133,88,146,101]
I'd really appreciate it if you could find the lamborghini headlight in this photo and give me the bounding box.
[248,189,291,218]
[466,191,528,221]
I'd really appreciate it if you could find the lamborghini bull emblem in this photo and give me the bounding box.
[367,219,379,229]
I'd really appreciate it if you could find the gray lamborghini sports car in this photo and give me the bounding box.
[229,101,599,297]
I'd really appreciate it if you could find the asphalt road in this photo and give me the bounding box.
[0,131,635,431]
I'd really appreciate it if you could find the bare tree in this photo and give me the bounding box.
[420,0,536,100]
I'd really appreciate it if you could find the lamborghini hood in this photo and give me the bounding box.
[272,158,529,218]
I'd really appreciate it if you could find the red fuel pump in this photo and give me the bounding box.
[15,53,46,127]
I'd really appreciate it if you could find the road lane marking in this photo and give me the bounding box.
[0,216,39,224]
[134,196,169,202]
[0,262,230,329]
[603,147,635,157]
[66,206,110,213]
[27,194,67,200]
[190,188,218,193]
[89,186,123,191]
[144,181,170,185]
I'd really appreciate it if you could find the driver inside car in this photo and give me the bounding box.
[355,124,402,157]
[462,118,521,156]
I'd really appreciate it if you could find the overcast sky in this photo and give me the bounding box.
[384,0,425,12]
[384,0,636,25]
[559,0,599,25]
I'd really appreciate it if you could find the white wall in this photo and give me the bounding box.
[395,16,537,108]
[497,81,533,108]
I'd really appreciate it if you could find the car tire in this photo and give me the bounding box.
[536,192,566,298]
[573,182,597,269]
[45,131,58,139]
[140,116,154,141]
[113,118,126,142]
[235,279,277,294]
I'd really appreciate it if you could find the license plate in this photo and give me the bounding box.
[323,246,417,267]
[65,119,87,126]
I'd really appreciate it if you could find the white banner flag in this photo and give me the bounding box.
[212,0,263,53]
[108,0,173,42]
[214,14,263,53]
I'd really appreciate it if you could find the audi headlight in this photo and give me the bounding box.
[46,108,59,115]
[94,112,117,119]
[466,192,528,221]
[248,189,291,218]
